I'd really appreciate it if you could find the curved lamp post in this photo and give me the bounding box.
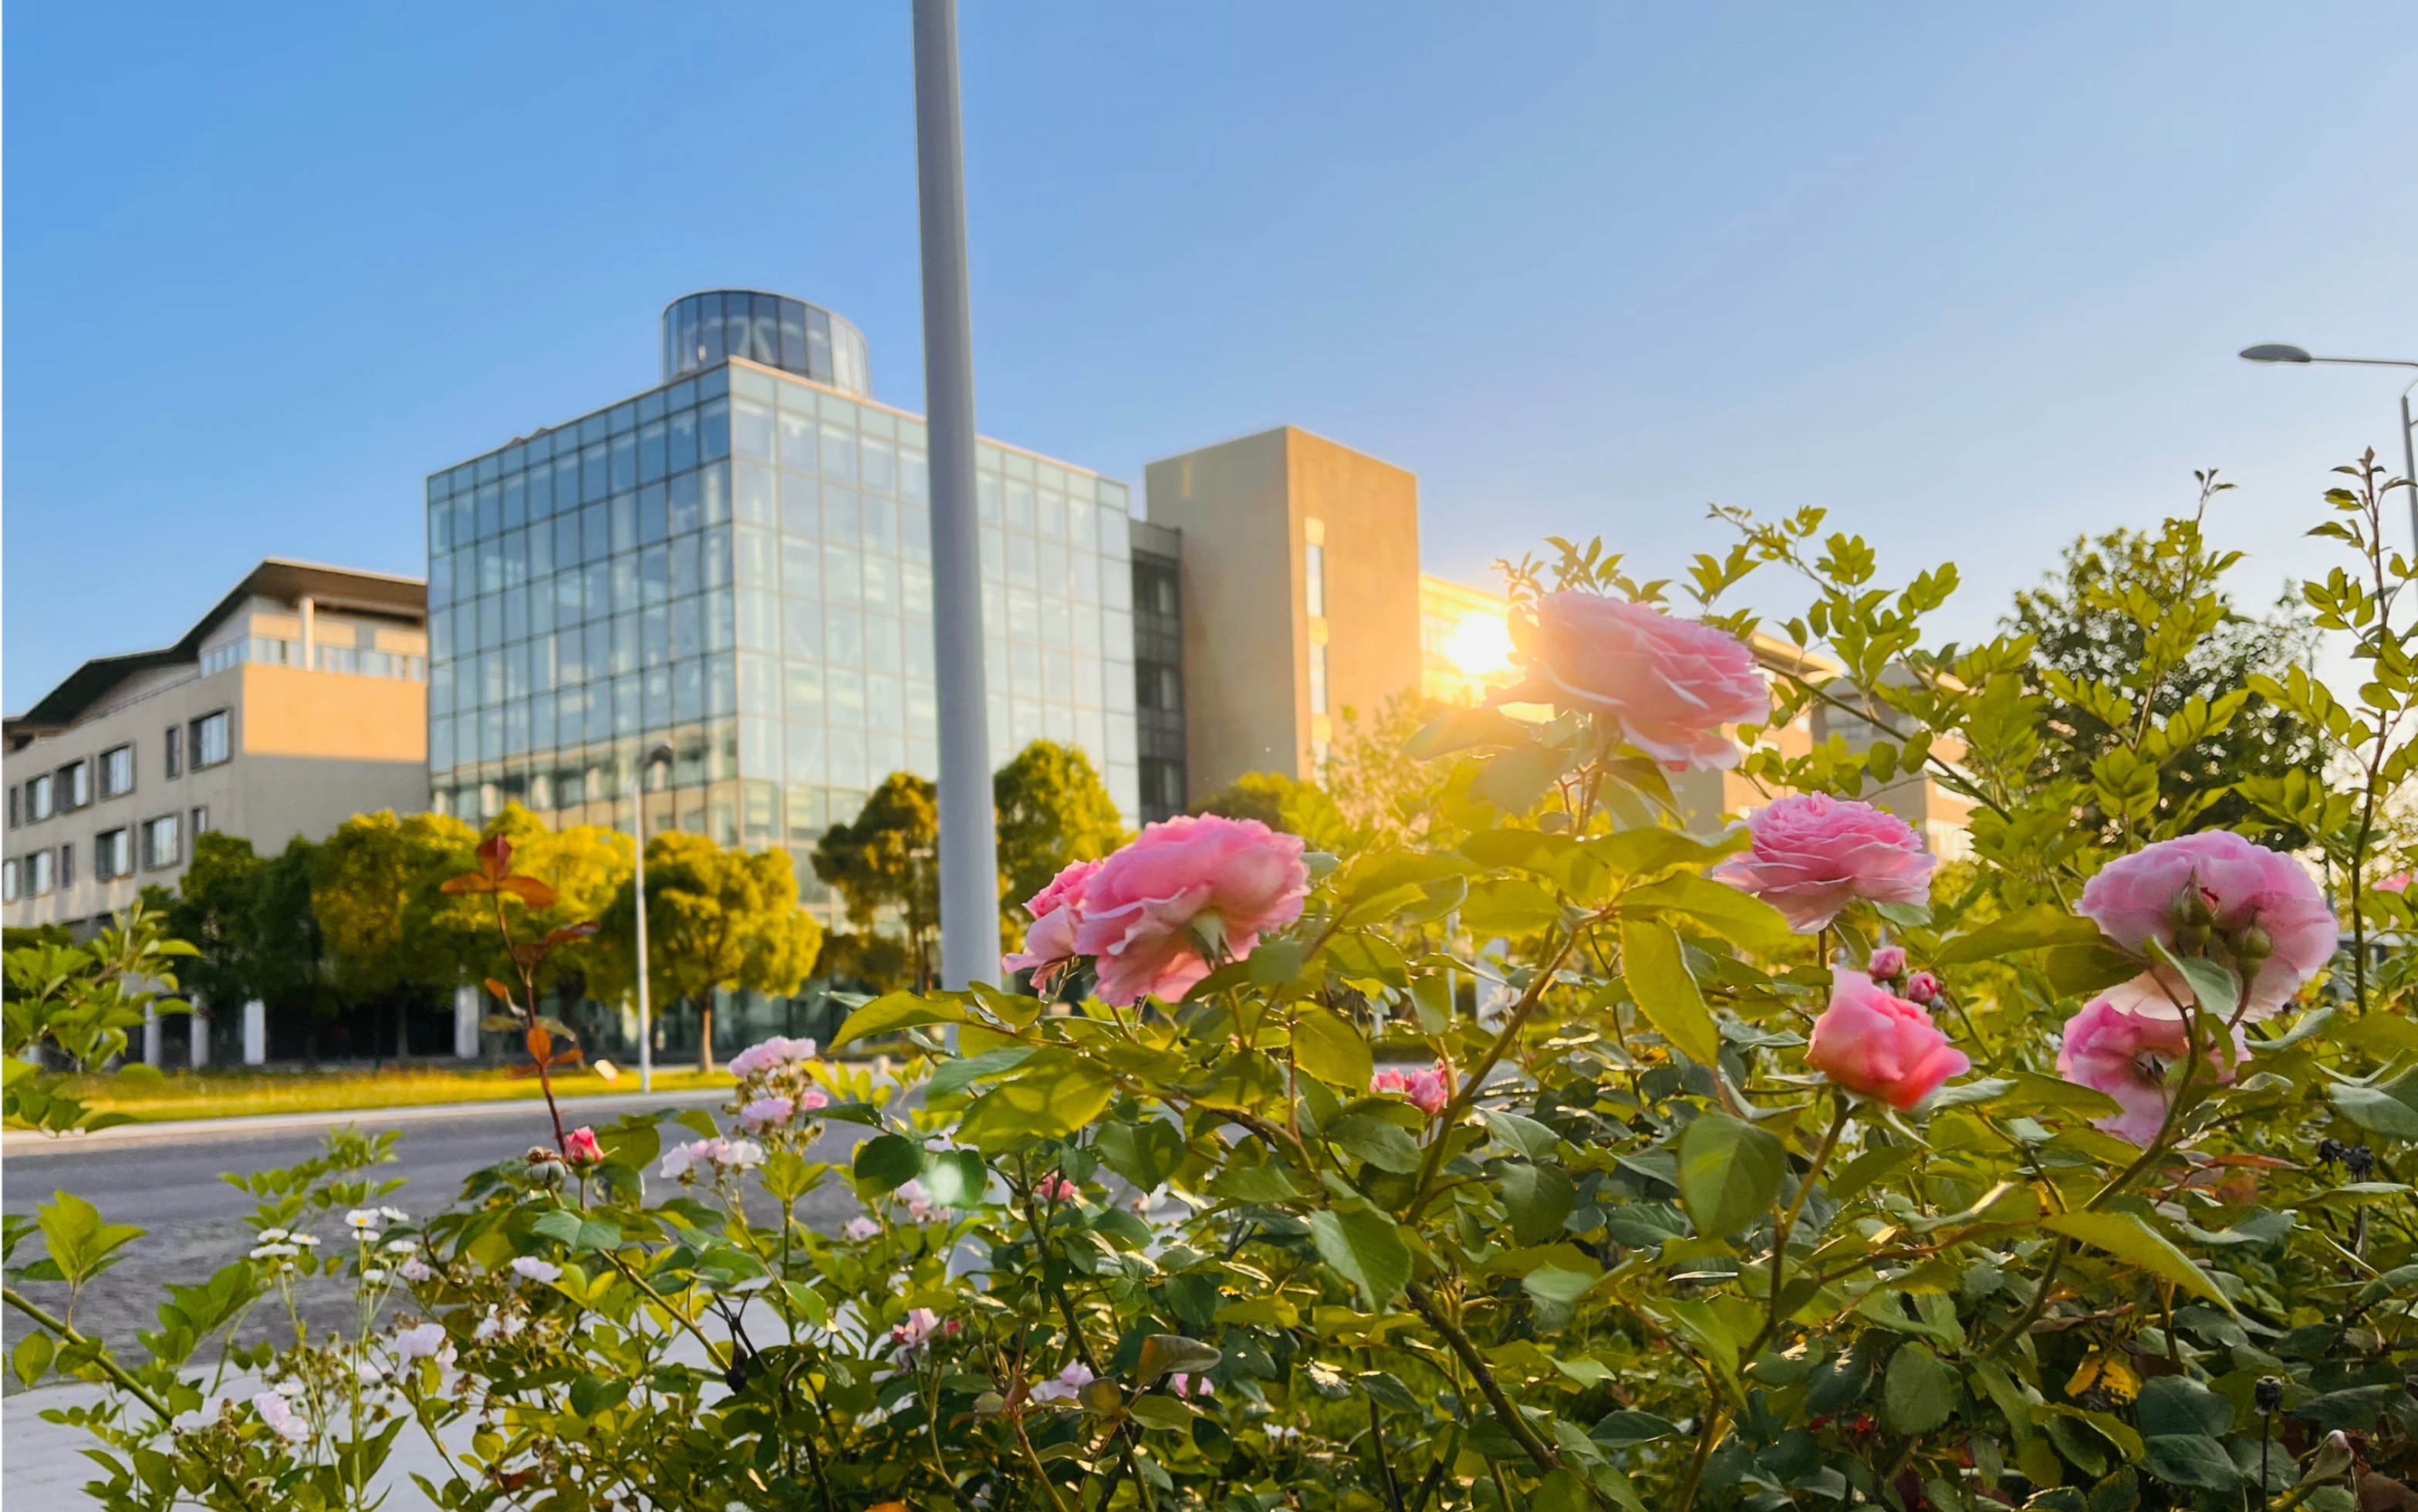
[631,741,675,1092]
[2239,343,2418,548]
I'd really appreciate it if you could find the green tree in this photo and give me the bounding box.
[147,831,265,1046]
[1323,691,1455,849]
[992,739,1127,913]
[312,810,480,1063]
[1190,769,1353,851]
[248,839,339,1065]
[2009,514,2322,844]
[596,833,822,1073]
[403,804,629,1010]
[812,773,940,987]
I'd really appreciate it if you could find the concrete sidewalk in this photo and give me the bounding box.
[1,1086,732,1155]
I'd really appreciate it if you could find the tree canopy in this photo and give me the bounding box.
[992,739,1127,912]
[595,832,822,1072]
[812,772,941,984]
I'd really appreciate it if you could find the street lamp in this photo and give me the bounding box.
[631,741,674,1092]
[2238,343,2418,548]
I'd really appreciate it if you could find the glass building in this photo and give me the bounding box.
[424,291,1140,921]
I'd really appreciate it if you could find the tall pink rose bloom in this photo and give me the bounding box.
[1003,859,1104,985]
[1710,794,1939,932]
[1500,592,1768,770]
[1805,970,1969,1109]
[1072,816,1309,1006]
[2058,999,2245,1146]
[2078,832,2336,1018]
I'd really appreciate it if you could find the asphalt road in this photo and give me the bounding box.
[2,1093,883,1372]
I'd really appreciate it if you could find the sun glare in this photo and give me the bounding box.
[1446,613,1515,677]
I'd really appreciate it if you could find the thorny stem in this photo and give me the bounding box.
[1750,1097,1852,1355]
[1402,1281,1565,1480]
[491,891,569,1153]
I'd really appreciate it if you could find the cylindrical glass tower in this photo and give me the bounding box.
[660,289,871,397]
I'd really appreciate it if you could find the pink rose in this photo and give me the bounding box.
[1805,970,1969,1109]
[2078,832,2337,1019]
[1867,946,1906,980]
[1036,1173,1079,1203]
[798,1087,830,1112]
[1004,859,1103,984]
[2378,872,2411,894]
[1500,592,1768,770]
[562,1127,603,1166]
[2058,997,2245,1146]
[738,1096,794,1132]
[1372,1060,1454,1118]
[1904,970,1940,1005]
[729,1036,816,1081]
[1072,817,1309,1007]
[1710,794,1938,933]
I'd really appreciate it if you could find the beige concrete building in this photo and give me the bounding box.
[1143,427,1423,796]
[2,559,431,934]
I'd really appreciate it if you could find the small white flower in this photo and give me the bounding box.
[252,1391,310,1443]
[509,1257,562,1284]
[356,1358,385,1383]
[395,1322,449,1360]
[290,1234,320,1248]
[472,1309,525,1342]
[361,1267,388,1284]
[399,1257,435,1284]
[721,1139,765,1170]
[345,1210,380,1234]
[1030,1363,1095,1405]
[249,1242,299,1261]
[378,1206,410,1225]
[383,1238,418,1255]
[257,1227,289,1243]
[844,1217,881,1241]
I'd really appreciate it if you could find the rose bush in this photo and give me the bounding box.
[7,455,2417,1512]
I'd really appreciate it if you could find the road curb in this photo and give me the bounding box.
[2,1088,734,1155]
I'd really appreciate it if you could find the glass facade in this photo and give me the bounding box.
[661,290,870,397]
[425,303,1139,923]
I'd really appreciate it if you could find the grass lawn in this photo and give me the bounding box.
[39,1064,738,1123]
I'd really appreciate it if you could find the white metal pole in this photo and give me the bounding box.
[914,0,1001,992]
[634,786,653,1093]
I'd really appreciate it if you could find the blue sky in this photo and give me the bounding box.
[6,4,2414,705]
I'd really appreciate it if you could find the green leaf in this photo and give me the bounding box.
[1406,707,1532,759]
[531,1209,583,1247]
[853,1132,927,1192]
[2041,1210,2231,1309]
[1472,743,1572,815]
[831,991,968,1048]
[2146,941,2241,1022]
[1883,1342,1955,1434]
[1676,1113,1782,1238]
[1521,1260,1601,1324]
[1292,1010,1373,1092]
[2330,1082,2418,1141]
[2042,943,2146,997]
[1205,1161,1306,1204]
[12,1334,54,1389]
[2136,1376,2232,1439]
[922,1149,988,1208]
[1307,1207,1411,1304]
[1126,1395,1194,1431]
[1136,1333,1221,1383]
[1327,1115,1423,1175]
[955,1061,1116,1152]
[35,1192,143,1288]
[2140,1436,2237,1491]
[1590,1410,1680,1449]
[1096,1119,1186,1192]
[1481,1110,1561,1161]
[928,1045,1035,1099]
[1499,1161,1577,1245]
[1585,826,1745,880]
[1623,873,1796,956]
[1461,877,1562,937]
[1933,906,2106,966]
[1620,917,1721,1066]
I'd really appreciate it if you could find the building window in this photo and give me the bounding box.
[6,786,16,828]
[28,849,54,895]
[164,725,184,778]
[141,814,183,870]
[59,842,75,889]
[191,806,211,838]
[94,829,131,880]
[2,858,16,902]
[1305,542,1326,619]
[100,745,134,799]
[1309,641,1330,717]
[28,773,54,822]
[191,711,231,768]
[59,761,89,811]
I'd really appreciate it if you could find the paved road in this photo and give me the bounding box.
[2,1092,883,1364]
